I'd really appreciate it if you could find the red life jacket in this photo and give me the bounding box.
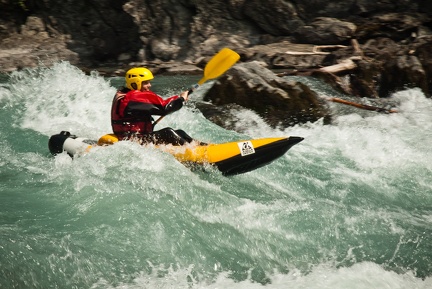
[111,89,183,137]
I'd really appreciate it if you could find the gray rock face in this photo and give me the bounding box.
[293,17,357,44]
[0,0,431,100]
[1,0,430,67]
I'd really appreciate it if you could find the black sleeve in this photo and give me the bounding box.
[124,102,163,118]
[164,97,184,115]
[124,96,184,117]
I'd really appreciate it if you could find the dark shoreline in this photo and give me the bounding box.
[1,1,431,98]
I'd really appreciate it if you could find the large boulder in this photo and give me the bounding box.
[379,55,428,97]
[203,62,331,128]
[294,17,357,45]
[415,39,432,97]
[243,0,304,35]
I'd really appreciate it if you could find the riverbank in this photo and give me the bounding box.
[1,1,431,98]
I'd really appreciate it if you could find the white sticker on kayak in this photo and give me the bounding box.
[237,141,255,156]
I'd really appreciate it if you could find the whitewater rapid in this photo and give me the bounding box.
[0,62,431,288]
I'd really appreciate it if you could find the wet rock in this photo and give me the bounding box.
[415,39,432,96]
[294,17,357,45]
[194,102,250,133]
[203,62,331,128]
[380,55,428,97]
[0,0,431,99]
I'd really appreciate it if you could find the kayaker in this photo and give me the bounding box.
[111,67,194,145]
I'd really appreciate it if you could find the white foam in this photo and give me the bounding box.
[9,61,114,138]
[90,262,431,289]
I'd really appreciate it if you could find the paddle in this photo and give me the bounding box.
[153,48,240,128]
[195,47,241,86]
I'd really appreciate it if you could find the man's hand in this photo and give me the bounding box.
[114,91,126,101]
[180,90,189,101]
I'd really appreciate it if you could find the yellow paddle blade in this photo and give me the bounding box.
[197,48,240,85]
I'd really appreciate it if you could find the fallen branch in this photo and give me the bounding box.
[285,51,329,55]
[278,42,397,114]
[317,56,361,74]
[313,45,347,53]
[277,56,362,77]
[326,97,398,113]
[285,45,348,55]
[351,39,364,57]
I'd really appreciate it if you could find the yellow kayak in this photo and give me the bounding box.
[49,131,303,175]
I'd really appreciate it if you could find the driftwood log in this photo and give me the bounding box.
[278,40,398,114]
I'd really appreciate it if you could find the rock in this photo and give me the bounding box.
[356,13,428,41]
[414,38,432,96]
[21,16,48,38]
[380,55,428,97]
[203,62,331,128]
[293,17,357,45]
[244,0,304,35]
[195,102,249,133]
[237,41,328,69]
[0,0,431,99]
[158,63,202,75]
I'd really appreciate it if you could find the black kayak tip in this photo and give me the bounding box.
[216,135,304,176]
[288,136,304,145]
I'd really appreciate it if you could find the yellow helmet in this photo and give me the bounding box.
[125,67,154,90]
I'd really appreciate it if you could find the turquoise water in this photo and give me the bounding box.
[1,61,431,288]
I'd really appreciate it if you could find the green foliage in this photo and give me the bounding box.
[15,0,28,11]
